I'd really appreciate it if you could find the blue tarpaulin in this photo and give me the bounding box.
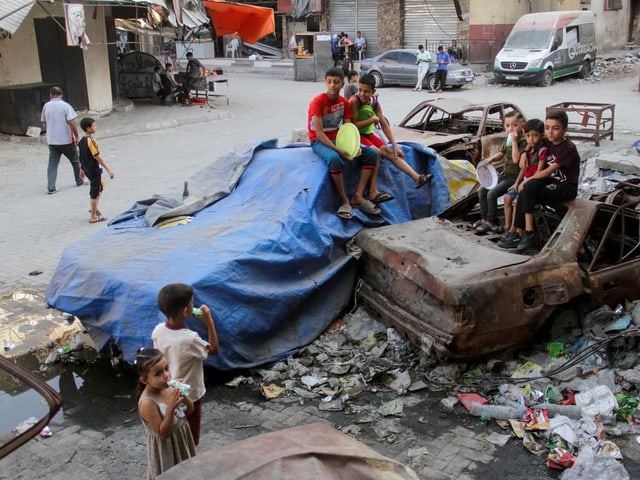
[45,140,449,370]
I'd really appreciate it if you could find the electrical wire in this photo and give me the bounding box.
[427,328,640,389]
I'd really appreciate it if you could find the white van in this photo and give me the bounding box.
[494,10,596,87]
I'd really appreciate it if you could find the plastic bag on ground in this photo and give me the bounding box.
[560,447,629,480]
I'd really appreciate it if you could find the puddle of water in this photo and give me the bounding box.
[0,347,137,438]
[1,288,83,358]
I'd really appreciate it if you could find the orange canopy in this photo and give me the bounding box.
[202,0,275,44]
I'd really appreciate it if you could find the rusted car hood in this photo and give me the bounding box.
[355,216,529,303]
[158,423,419,480]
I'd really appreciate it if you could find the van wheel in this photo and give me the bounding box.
[539,69,553,87]
[370,71,384,88]
[577,60,591,79]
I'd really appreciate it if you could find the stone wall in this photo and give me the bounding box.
[377,0,403,52]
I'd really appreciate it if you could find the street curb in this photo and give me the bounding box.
[0,102,233,143]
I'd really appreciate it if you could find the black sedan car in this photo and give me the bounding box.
[360,49,474,90]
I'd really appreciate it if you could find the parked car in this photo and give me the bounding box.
[359,49,474,90]
[391,98,526,164]
[353,191,640,361]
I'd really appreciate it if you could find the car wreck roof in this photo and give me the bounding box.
[419,98,510,113]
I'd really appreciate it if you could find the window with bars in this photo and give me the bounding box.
[605,0,623,10]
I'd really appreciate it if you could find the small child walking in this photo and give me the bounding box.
[78,117,114,223]
[152,283,219,446]
[136,348,196,480]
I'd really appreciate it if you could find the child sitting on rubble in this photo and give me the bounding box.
[498,118,547,247]
[136,348,196,479]
[349,73,432,204]
[152,283,219,446]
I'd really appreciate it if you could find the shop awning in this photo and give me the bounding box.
[115,18,164,36]
[0,0,36,35]
[167,6,210,29]
[202,0,275,44]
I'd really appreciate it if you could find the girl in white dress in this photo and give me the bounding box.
[136,348,196,479]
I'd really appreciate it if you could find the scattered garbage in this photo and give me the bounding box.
[469,403,526,420]
[260,383,283,400]
[575,385,618,418]
[14,417,38,435]
[440,396,459,412]
[39,426,52,438]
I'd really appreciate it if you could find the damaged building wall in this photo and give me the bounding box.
[0,3,113,112]
[0,8,44,85]
[466,0,633,64]
[377,0,402,52]
[592,0,634,51]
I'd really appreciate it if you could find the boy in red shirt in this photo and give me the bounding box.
[308,67,381,219]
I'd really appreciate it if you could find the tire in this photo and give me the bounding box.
[577,60,591,79]
[426,74,436,91]
[538,69,553,87]
[370,70,384,88]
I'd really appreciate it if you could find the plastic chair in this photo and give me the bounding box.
[358,47,365,61]
[226,42,238,58]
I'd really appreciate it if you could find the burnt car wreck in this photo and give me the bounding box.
[391,98,525,164]
[353,185,640,361]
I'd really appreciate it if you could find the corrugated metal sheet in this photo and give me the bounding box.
[403,0,458,52]
[328,0,379,57]
[0,0,36,35]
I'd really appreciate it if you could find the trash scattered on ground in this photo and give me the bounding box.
[222,299,640,474]
[39,426,52,438]
[260,383,283,399]
[14,417,38,435]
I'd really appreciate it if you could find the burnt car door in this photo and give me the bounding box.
[581,203,640,306]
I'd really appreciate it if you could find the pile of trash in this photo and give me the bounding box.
[223,298,640,477]
[224,306,429,417]
[428,301,640,478]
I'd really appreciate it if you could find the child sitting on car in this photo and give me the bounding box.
[349,73,432,204]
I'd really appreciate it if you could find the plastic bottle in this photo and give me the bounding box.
[536,403,583,419]
[469,402,525,420]
[167,379,191,396]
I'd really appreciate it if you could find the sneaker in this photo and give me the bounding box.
[498,233,521,249]
[47,189,57,195]
[518,231,537,249]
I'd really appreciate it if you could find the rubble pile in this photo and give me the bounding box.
[227,306,428,399]
[590,50,640,81]
[423,301,640,478]
[224,299,640,477]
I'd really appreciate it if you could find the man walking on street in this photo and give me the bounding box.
[41,86,83,194]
